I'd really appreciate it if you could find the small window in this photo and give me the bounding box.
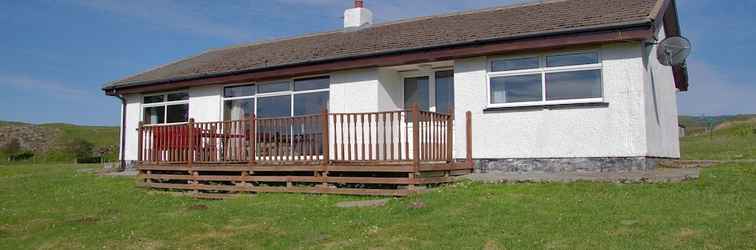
[166,104,189,123]
[491,57,539,72]
[224,85,255,98]
[166,92,189,101]
[258,81,290,93]
[143,95,164,104]
[294,77,330,91]
[546,52,599,67]
[490,74,542,104]
[294,91,329,116]
[545,70,602,101]
[224,99,254,121]
[257,95,291,118]
[143,106,165,124]
[142,92,189,124]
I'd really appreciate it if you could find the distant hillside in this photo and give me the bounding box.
[679,114,756,136]
[0,121,119,163]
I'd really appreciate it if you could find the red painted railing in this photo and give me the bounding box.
[137,106,468,165]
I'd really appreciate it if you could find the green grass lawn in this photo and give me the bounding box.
[1,164,754,249]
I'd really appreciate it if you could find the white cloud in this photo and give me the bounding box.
[0,75,91,98]
[70,0,254,41]
[677,59,756,115]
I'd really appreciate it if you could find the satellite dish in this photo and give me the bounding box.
[656,36,692,66]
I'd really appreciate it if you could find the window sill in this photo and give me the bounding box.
[483,101,609,112]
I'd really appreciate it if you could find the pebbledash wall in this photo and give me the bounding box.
[452,40,679,172]
[120,36,679,173]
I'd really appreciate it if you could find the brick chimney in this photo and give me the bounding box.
[344,0,373,28]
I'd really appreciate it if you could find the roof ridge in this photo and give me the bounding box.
[208,0,570,53]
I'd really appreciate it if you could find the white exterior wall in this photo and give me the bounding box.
[188,85,222,123]
[642,25,680,158]
[452,43,651,159]
[120,41,681,162]
[330,69,380,113]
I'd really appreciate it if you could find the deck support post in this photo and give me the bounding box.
[465,111,473,168]
[411,104,420,189]
[320,108,330,188]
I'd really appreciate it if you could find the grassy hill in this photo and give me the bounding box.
[0,121,119,163]
[680,116,756,160]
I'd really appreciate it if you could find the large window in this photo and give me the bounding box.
[487,51,602,107]
[222,76,330,120]
[403,70,454,114]
[142,92,189,125]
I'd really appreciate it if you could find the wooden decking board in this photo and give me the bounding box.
[143,182,415,197]
[136,161,472,196]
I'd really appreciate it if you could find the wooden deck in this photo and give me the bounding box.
[136,107,473,196]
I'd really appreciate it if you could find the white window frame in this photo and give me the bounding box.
[401,67,454,113]
[141,90,190,126]
[220,75,330,120]
[485,50,604,108]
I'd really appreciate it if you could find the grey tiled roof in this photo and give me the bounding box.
[105,0,662,90]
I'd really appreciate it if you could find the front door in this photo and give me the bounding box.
[403,70,455,114]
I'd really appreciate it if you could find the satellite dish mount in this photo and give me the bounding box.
[652,36,692,66]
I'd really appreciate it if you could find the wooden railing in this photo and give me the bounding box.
[137,106,467,165]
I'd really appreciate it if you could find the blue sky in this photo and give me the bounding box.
[0,0,754,126]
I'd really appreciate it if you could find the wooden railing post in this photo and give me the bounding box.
[187,118,195,166]
[249,114,256,165]
[320,108,330,187]
[409,103,420,189]
[465,111,472,167]
[137,122,144,163]
[446,109,453,163]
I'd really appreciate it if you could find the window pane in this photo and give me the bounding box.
[435,71,454,114]
[143,106,165,124]
[258,81,290,93]
[224,99,255,121]
[490,74,542,104]
[546,52,599,67]
[257,95,291,118]
[404,76,429,111]
[294,77,329,91]
[545,70,602,101]
[166,104,189,123]
[224,85,255,97]
[166,92,189,101]
[491,57,539,72]
[294,92,329,116]
[143,95,164,104]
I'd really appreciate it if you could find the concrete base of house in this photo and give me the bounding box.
[471,157,672,174]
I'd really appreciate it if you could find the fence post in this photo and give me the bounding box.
[249,114,256,165]
[465,111,472,168]
[187,118,194,167]
[320,108,330,187]
[137,121,144,163]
